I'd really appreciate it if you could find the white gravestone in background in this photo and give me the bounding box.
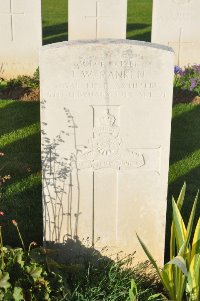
[152,0,200,67]
[0,0,42,79]
[40,40,174,265]
[68,0,127,40]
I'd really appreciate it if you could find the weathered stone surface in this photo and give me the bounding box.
[40,40,174,265]
[0,0,42,79]
[152,0,200,67]
[68,0,127,40]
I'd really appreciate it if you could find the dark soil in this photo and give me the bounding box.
[0,87,40,101]
[173,88,200,105]
[0,86,200,105]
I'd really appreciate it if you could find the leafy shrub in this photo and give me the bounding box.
[0,246,68,300]
[0,214,68,300]
[0,69,39,91]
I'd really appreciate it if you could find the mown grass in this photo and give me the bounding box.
[42,0,68,44]
[0,100,42,247]
[127,0,152,41]
[42,0,153,44]
[165,103,200,259]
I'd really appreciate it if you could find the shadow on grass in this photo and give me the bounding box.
[1,175,42,248]
[0,148,42,247]
[1,133,41,155]
[127,23,150,31]
[43,22,68,45]
[42,22,152,44]
[0,101,42,247]
[0,101,40,137]
[127,23,151,41]
[169,104,200,165]
[128,30,151,42]
[41,240,157,300]
[165,104,200,261]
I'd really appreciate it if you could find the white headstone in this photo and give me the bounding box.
[0,0,42,79]
[152,0,200,67]
[68,0,127,40]
[40,40,174,265]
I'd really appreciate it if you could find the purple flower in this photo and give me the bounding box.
[192,64,200,73]
[190,78,197,91]
[174,65,183,75]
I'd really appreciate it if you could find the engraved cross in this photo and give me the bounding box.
[168,28,182,66]
[0,0,25,42]
[177,28,182,66]
[85,1,109,39]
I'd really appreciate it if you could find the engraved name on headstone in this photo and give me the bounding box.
[68,0,127,40]
[40,40,174,265]
[0,0,42,79]
[152,0,200,66]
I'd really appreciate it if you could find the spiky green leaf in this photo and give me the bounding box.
[172,199,186,250]
[136,234,161,278]
[167,256,188,277]
[176,182,186,211]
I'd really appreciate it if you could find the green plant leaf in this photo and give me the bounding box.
[172,199,186,250]
[167,256,188,277]
[170,183,186,261]
[176,182,186,211]
[129,279,137,301]
[13,287,24,301]
[136,234,161,278]
[0,271,11,290]
[13,249,25,267]
[184,191,199,256]
[161,265,175,300]
[191,218,200,258]
[187,255,200,300]
[26,264,42,280]
[170,197,176,260]
[147,293,168,300]
[3,291,13,300]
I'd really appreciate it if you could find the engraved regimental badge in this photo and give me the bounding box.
[76,110,145,170]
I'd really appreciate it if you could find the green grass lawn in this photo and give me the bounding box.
[42,0,153,44]
[1,0,200,257]
[166,103,200,258]
[0,101,42,247]
[42,0,68,44]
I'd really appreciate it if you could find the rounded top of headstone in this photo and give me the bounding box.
[173,0,192,4]
[41,39,174,54]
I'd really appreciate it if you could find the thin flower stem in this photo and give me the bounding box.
[28,241,37,253]
[16,224,25,251]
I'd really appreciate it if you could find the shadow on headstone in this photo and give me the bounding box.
[44,238,115,266]
[41,101,83,244]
